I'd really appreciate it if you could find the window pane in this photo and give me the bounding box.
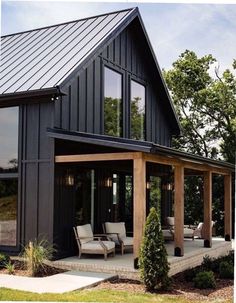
[0,107,18,172]
[0,179,17,246]
[131,81,145,140]
[104,67,122,137]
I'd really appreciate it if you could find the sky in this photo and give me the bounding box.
[1,0,236,76]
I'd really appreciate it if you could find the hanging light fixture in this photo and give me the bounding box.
[65,170,74,186]
[104,177,112,187]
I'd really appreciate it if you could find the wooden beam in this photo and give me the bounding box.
[224,174,232,241]
[203,171,212,248]
[133,154,146,268]
[144,153,230,175]
[174,165,184,256]
[144,153,180,166]
[55,152,141,163]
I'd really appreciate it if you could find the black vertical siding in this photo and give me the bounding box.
[58,20,175,147]
[20,101,54,245]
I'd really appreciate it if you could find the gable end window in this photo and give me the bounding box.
[130,80,146,140]
[104,67,122,137]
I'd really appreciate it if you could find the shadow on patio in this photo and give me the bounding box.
[52,238,232,279]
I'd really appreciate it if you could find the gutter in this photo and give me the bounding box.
[0,86,66,107]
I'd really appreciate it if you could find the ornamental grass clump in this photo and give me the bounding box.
[22,238,54,277]
[0,253,10,269]
[139,207,170,291]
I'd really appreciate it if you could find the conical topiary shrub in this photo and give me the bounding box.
[139,207,170,291]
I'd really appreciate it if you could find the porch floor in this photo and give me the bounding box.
[52,238,232,279]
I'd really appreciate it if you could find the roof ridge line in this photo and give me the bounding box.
[1,7,136,38]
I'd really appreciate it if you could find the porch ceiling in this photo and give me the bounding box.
[47,127,234,175]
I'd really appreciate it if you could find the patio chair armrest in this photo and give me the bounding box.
[94,234,113,241]
[93,236,102,240]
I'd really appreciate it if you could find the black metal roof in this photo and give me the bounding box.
[47,128,235,172]
[0,8,134,95]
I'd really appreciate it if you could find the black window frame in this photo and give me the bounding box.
[129,77,147,141]
[102,63,125,138]
[0,106,20,251]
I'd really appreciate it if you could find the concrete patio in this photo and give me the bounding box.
[52,238,232,279]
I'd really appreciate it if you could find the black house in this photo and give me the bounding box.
[0,8,233,262]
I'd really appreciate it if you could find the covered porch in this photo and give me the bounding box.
[49,129,234,266]
[52,238,232,278]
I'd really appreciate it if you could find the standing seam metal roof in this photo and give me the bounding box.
[0,8,134,95]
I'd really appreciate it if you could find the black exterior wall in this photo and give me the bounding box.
[19,101,55,247]
[55,18,176,147]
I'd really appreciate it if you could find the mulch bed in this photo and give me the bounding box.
[0,260,233,301]
[0,259,64,277]
[94,273,234,301]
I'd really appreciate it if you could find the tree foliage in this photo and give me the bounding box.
[139,207,170,291]
[164,50,236,164]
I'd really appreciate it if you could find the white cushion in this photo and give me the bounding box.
[197,222,204,230]
[162,229,173,239]
[166,217,175,227]
[105,222,126,240]
[183,228,194,237]
[77,224,93,244]
[82,240,115,251]
[122,237,133,246]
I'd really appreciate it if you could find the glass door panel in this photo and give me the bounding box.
[75,169,95,229]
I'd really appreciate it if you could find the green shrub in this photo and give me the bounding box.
[0,253,10,268]
[193,271,216,289]
[202,251,234,274]
[22,238,54,277]
[219,261,234,279]
[5,261,15,275]
[139,207,170,291]
[184,267,200,282]
[201,255,218,272]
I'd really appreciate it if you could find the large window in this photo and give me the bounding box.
[0,107,18,246]
[130,80,146,140]
[104,67,122,137]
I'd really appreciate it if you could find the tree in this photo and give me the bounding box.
[164,50,236,164]
[164,51,235,233]
[139,207,170,291]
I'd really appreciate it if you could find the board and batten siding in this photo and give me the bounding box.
[55,20,174,147]
[19,101,55,245]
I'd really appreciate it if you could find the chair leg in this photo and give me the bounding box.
[104,252,107,261]
[121,244,124,255]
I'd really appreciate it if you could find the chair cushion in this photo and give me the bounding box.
[197,222,204,230]
[82,240,115,251]
[183,228,194,238]
[122,237,133,246]
[162,229,173,240]
[77,224,93,244]
[166,217,175,227]
[105,222,126,240]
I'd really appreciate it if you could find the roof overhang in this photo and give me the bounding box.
[0,87,65,108]
[47,128,234,175]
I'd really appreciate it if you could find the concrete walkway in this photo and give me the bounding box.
[0,270,115,293]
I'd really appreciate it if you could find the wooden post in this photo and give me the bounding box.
[224,174,232,241]
[203,171,212,248]
[133,154,146,268]
[174,165,184,256]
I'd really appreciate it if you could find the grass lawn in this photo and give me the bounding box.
[0,288,232,303]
